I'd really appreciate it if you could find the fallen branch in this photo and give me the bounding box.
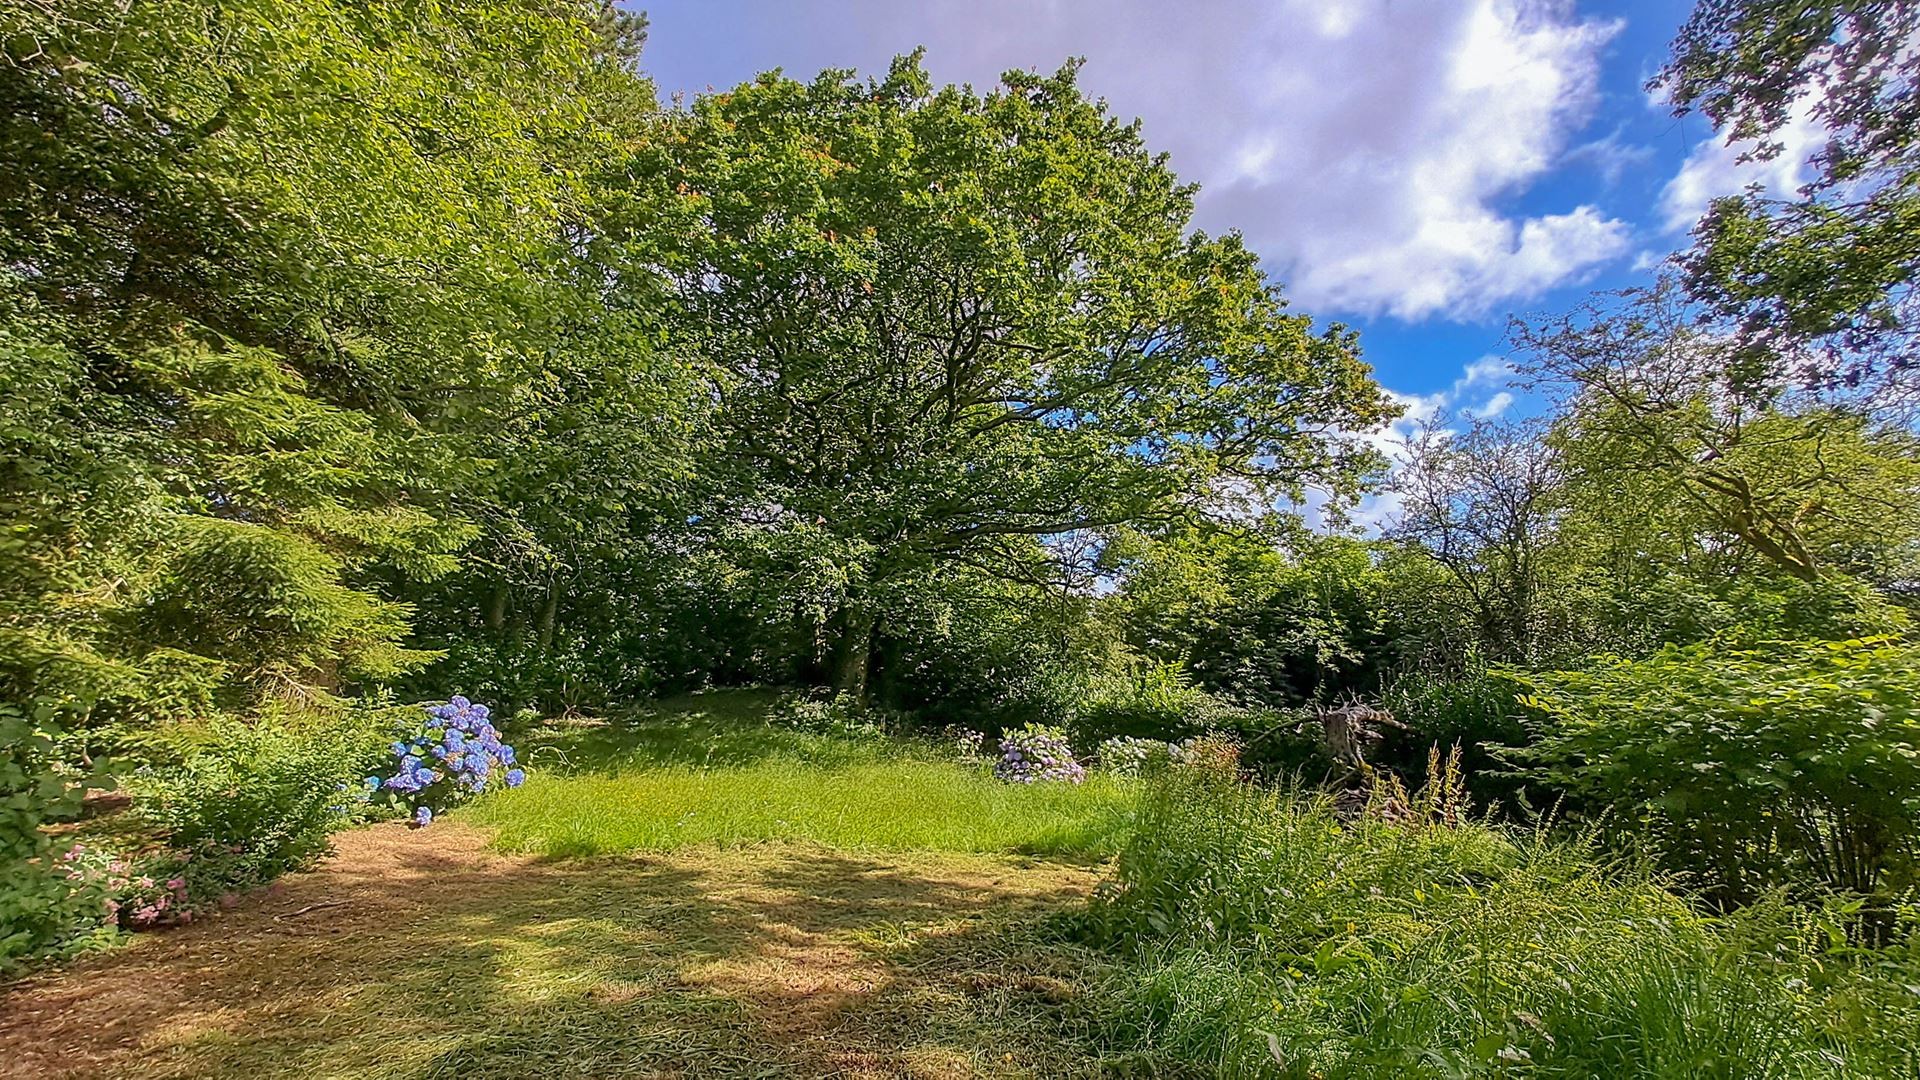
[274,900,349,921]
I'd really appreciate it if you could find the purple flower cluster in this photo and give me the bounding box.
[993,723,1085,784]
[368,696,525,826]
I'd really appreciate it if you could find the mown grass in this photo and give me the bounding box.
[0,825,1120,1079]
[465,690,1139,859]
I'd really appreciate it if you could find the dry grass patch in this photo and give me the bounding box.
[0,822,1108,1079]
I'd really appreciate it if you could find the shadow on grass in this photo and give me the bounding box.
[0,825,1113,1080]
[513,688,923,775]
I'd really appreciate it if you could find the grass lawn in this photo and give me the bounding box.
[465,691,1139,860]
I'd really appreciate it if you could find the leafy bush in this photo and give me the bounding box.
[771,691,897,740]
[1088,767,1919,1076]
[0,700,101,970]
[1200,705,1335,781]
[1379,669,1533,806]
[944,725,987,762]
[1097,736,1174,777]
[57,844,190,929]
[131,708,391,897]
[1073,663,1219,744]
[1511,636,1920,912]
[994,724,1086,784]
[370,696,524,826]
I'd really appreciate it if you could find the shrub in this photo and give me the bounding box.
[369,696,524,826]
[1088,767,1917,1076]
[131,707,390,897]
[1379,668,1533,806]
[1510,636,1920,913]
[772,691,896,740]
[994,723,1085,784]
[1097,736,1173,777]
[1073,663,1217,744]
[945,725,987,763]
[57,844,190,929]
[0,700,101,970]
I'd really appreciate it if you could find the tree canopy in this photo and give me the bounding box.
[623,54,1394,692]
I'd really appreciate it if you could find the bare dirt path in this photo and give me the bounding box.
[0,823,1103,1079]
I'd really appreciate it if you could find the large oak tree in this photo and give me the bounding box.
[627,55,1395,694]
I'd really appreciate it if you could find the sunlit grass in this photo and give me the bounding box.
[469,760,1137,858]
[465,690,1139,859]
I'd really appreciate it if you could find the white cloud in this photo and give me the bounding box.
[1303,354,1520,531]
[646,0,1631,321]
[1465,391,1515,418]
[1657,98,1823,233]
[1562,126,1656,186]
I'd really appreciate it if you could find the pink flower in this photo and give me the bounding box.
[166,877,186,892]
[136,876,155,890]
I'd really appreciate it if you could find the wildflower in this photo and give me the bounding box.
[505,768,526,787]
[414,806,434,826]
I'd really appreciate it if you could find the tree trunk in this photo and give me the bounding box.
[536,584,559,653]
[830,606,875,699]
[486,581,509,632]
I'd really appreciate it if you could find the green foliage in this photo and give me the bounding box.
[0,0,654,715]
[1088,767,1919,1077]
[0,700,102,970]
[1378,669,1533,805]
[1512,637,1920,909]
[1074,662,1221,744]
[130,708,394,896]
[628,51,1393,695]
[1659,1,1920,398]
[1113,521,1402,704]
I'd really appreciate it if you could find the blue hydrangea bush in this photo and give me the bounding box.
[369,696,524,826]
[994,723,1085,784]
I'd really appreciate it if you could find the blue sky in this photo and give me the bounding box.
[630,0,1818,430]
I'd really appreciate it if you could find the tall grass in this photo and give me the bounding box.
[1088,766,1920,1078]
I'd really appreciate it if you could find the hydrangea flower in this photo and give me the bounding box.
[993,724,1085,784]
[1098,735,1176,777]
[372,695,525,827]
